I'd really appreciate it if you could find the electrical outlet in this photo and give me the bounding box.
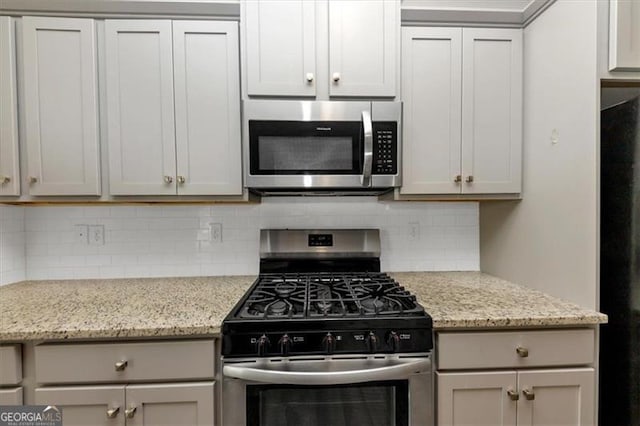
[408,222,420,241]
[88,225,105,245]
[210,223,223,244]
[75,225,88,244]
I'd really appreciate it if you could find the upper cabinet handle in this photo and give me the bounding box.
[306,73,314,83]
[332,72,341,82]
[0,176,10,184]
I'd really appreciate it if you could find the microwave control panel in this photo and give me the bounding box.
[372,122,398,175]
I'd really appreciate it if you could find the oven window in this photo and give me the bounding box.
[249,120,362,175]
[246,381,408,426]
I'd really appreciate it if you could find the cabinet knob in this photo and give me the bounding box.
[29,176,38,184]
[106,407,120,418]
[164,175,174,184]
[177,175,186,185]
[115,360,128,371]
[0,176,10,184]
[516,346,529,357]
[507,389,520,401]
[332,72,341,82]
[454,175,462,183]
[125,406,137,418]
[306,72,314,83]
[465,175,474,183]
[522,388,535,401]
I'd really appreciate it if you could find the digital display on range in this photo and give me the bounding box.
[308,234,333,247]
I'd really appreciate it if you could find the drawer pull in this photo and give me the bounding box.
[106,407,120,418]
[522,388,535,401]
[507,389,519,401]
[115,360,128,371]
[516,346,529,357]
[125,406,137,418]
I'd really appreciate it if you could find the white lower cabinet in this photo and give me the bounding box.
[436,329,596,426]
[33,339,216,426]
[35,382,214,426]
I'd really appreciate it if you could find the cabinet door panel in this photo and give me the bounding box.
[245,0,316,96]
[400,27,462,194]
[22,17,100,195]
[173,21,242,195]
[0,387,22,405]
[461,28,522,194]
[329,0,397,97]
[35,385,126,426]
[126,382,214,426]
[609,0,640,71]
[437,371,517,426]
[0,16,19,196]
[517,368,595,426]
[105,20,176,195]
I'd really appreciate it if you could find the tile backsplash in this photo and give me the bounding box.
[4,197,479,283]
[0,205,26,285]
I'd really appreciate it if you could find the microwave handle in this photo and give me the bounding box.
[361,110,373,187]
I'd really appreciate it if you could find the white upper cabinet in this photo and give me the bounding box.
[0,16,20,196]
[106,19,242,196]
[401,27,522,196]
[244,0,316,97]
[105,20,176,196]
[401,27,462,195]
[173,21,242,195]
[22,16,101,196]
[609,0,640,71]
[243,0,398,98]
[461,28,522,194]
[328,0,397,97]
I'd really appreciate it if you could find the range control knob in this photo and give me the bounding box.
[256,334,270,357]
[278,334,292,356]
[322,333,336,354]
[387,331,401,353]
[365,332,379,353]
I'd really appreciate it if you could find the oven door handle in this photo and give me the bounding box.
[223,357,430,385]
[361,110,373,188]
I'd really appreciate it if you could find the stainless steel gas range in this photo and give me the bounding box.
[221,229,433,426]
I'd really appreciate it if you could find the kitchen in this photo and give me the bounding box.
[0,0,637,425]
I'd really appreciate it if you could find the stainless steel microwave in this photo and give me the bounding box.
[243,100,402,195]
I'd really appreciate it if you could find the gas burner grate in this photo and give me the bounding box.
[235,272,423,319]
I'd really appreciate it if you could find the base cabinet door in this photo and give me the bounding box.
[35,385,126,426]
[125,382,214,426]
[437,371,517,426]
[0,387,22,405]
[517,368,595,426]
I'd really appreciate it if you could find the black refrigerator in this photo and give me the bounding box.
[600,94,640,426]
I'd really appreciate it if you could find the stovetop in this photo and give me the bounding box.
[233,272,424,320]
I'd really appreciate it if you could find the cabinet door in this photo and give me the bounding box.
[517,368,595,426]
[437,371,517,426]
[0,387,22,404]
[400,27,462,195]
[173,21,242,195]
[461,28,522,194]
[35,385,126,426]
[329,0,397,97]
[609,0,640,71]
[105,20,177,195]
[0,16,19,196]
[125,382,214,426]
[22,17,100,196]
[244,0,316,96]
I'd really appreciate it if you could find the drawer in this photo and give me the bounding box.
[0,387,23,405]
[0,345,22,385]
[437,329,594,370]
[35,339,215,384]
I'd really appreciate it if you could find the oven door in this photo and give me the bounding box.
[244,100,374,189]
[222,355,433,426]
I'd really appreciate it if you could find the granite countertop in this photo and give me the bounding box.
[0,272,607,342]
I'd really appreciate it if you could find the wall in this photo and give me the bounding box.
[0,205,25,285]
[480,0,599,309]
[22,198,479,280]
